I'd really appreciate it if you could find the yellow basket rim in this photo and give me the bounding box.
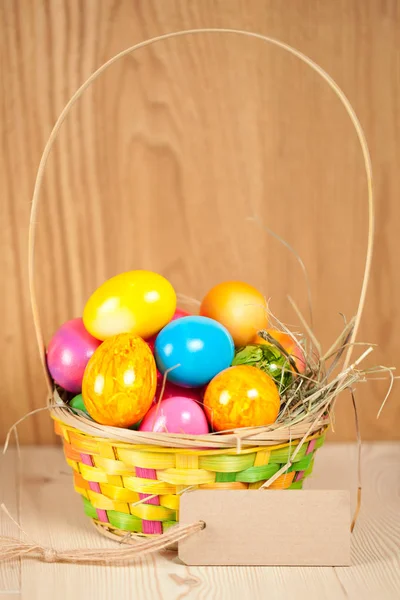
[54,413,327,456]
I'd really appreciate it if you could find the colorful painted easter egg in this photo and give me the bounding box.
[154,316,234,387]
[46,318,101,393]
[69,394,89,415]
[139,396,209,434]
[83,270,176,341]
[253,329,306,373]
[82,333,157,427]
[200,281,268,346]
[203,365,280,431]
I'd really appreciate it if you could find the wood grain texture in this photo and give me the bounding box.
[0,443,399,599]
[1,0,399,443]
[0,450,20,593]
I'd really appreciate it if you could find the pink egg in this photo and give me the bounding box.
[46,318,101,393]
[139,396,209,434]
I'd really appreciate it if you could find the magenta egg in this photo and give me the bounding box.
[46,318,101,393]
[139,396,209,434]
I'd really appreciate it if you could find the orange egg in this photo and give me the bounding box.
[203,365,280,431]
[200,281,268,346]
[253,329,306,373]
[82,333,156,427]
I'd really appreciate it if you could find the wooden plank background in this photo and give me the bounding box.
[1,0,399,444]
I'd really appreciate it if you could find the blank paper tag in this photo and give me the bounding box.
[179,490,351,566]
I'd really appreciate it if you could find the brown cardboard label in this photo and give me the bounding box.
[179,490,351,566]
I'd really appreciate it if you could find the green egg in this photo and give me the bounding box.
[69,394,89,415]
[232,344,294,393]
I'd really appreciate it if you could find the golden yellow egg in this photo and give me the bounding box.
[82,333,156,427]
[83,270,176,341]
[203,365,280,431]
[200,281,268,347]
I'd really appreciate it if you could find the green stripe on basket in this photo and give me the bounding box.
[215,472,238,483]
[199,454,256,472]
[287,453,314,472]
[163,520,178,531]
[270,433,325,463]
[82,496,98,520]
[236,462,280,483]
[289,481,303,489]
[270,444,307,463]
[107,510,143,532]
[304,457,315,478]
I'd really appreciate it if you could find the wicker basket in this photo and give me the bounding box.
[53,416,326,538]
[28,29,373,545]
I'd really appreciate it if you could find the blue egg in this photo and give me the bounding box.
[154,316,234,387]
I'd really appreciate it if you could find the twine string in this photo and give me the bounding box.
[0,503,204,564]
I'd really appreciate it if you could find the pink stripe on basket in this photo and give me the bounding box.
[294,439,317,483]
[136,467,162,535]
[80,453,109,524]
[306,438,317,454]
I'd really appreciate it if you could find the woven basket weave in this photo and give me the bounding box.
[54,417,326,537]
[27,29,373,545]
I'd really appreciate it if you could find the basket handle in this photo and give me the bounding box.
[28,28,374,397]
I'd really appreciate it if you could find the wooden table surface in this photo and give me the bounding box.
[1,443,399,599]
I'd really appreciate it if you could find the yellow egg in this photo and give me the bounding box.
[83,270,176,340]
[82,333,156,427]
[204,365,280,431]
